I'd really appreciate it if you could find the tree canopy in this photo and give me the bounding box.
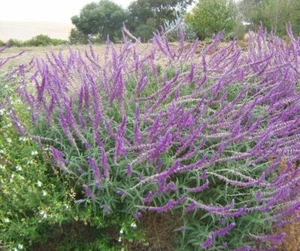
[69,0,300,44]
[71,0,127,42]
[238,0,300,36]
[185,0,238,40]
[70,0,195,43]
[126,0,195,41]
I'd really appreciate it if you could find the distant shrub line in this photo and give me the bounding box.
[0,34,67,48]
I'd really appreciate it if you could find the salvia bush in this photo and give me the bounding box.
[1,47,143,250]
[5,26,300,250]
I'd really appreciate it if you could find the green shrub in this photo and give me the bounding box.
[24,34,67,47]
[0,40,5,47]
[6,39,23,47]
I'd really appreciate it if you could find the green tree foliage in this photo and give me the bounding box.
[69,28,89,44]
[71,0,127,42]
[126,0,194,41]
[185,0,238,39]
[238,0,300,36]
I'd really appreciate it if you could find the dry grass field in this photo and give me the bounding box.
[0,43,157,71]
[0,21,73,41]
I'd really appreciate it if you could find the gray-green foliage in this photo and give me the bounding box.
[163,10,196,41]
[185,0,238,40]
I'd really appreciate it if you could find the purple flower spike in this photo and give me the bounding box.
[134,211,143,219]
[255,189,262,202]
[201,235,213,249]
[250,232,286,245]
[101,147,110,180]
[185,202,197,212]
[142,191,153,203]
[148,199,175,213]
[87,157,102,183]
[126,163,133,177]
[212,223,236,237]
[187,180,210,193]
[83,184,96,200]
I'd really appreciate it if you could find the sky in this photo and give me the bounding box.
[0,0,134,24]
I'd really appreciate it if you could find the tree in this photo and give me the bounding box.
[185,0,238,40]
[69,28,89,44]
[71,0,127,42]
[126,0,195,41]
[238,0,300,36]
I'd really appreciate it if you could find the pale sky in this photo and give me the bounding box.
[0,0,134,24]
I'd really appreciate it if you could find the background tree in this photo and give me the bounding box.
[185,0,238,40]
[69,28,89,44]
[71,0,127,42]
[126,0,194,41]
[238,0,300,36]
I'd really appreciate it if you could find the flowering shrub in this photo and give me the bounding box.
[0,48,143,250]
[7,26,300,250]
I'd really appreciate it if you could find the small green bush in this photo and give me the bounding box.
[6,39,23,47]
[0,40,5,47]
[24,34,67,47]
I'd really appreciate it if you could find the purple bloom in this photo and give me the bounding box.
[175,195,187,205]
[50,146,68,172]
[200,170,207,180]
[101,204,111,215]
[142,191,153,203]
[87,157,102,183]
[212,223,236,237]
[201,236,213,249]
[185,202,197,212]
[148,199,175,213]
[101,147,110,180]
[178,226,185,233]
[250,232,286,245]
[134,211,143,219]
[116,190,125,196]
[255,189,262,202]
[186,180,209,193]
[126,163,133,176]
[83,184,96,200]
[114,136,126,162]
